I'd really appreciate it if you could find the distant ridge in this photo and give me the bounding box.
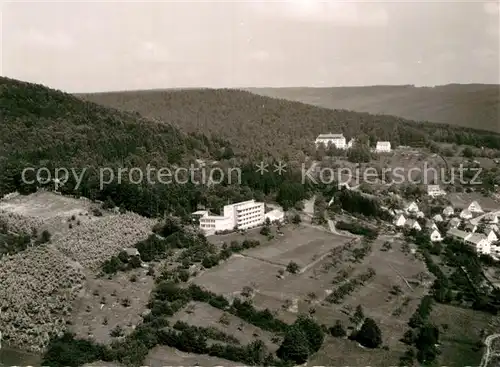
[244,84,500,133]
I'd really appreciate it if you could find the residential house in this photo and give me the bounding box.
[430,229,443,242]
[405,219,422,231]
[485,229,498,244]
[347,138,355,149]
[465,233,491,255]
[443,206,454,217]
[375,141,392,153]
[432,214,444,223]
[446,228,472,242]
[427,185,446,197]
[394,214,406,227]
[416,211,425,219]
[467,201,484,214]
[315,133,347,149]
[486,224,499,234]
[460,209,473,220]
[405,202,419,214]
[484,213,499,224]
[265,208,285,223]
[448,218,461,229]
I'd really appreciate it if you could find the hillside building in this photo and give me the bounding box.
[443,206,454,217]
[405,219,421,231]
[460,209,473,220]
[315,133,346,149]
[195,200,265,234]
[432,214,444,223]
[394,214,406,227]
[405,202,419,214]
[375,141,392,153]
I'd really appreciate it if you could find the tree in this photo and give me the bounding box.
[462,147,474,158]
[286,261,300,274]
[295,315,324,353]
[277,325,310,364]
[352,305,365,324]
[291,213,301,224]
[329,320,346,338]
[355,318,382,348]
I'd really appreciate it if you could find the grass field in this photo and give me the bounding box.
[144,346,243,367]
[429,304,494,367]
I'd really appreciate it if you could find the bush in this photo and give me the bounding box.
[329,320,346,337]
[286,261,300,274]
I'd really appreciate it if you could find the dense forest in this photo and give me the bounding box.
[81,88,500,159]
[247,84,500,133]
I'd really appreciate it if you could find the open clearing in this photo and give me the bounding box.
[429,304,495,367]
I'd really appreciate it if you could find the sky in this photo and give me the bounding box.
[1,0,499,92]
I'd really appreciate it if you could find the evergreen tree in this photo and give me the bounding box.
[277,325,310,364]
[355,318,382,348]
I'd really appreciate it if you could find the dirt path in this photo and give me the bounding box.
[479,334,500,367]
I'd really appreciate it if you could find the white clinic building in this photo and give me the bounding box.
[195,200,265,234]
[315,133,347,149]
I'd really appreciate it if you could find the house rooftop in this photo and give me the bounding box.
[466,233,488,245]
[447,228,470,240]
[316,133,345,139]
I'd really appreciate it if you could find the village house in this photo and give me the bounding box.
[405,219,422,231]
[443,206,454,217]
[375,141,392,153]
[484,213,499,224]
[430,229,443,242]
[486,224,499,234]
[460,209,473,220]
[315,133,347,149]
[448,217,461,229]
[416,211,425,219]
[485,229,498,243]
[427,185,446,197]
[405,202,419,214]
[394,214,406,227]
[465,233,491,255]
[347,138,355,149]
[432,214,444,223]
[467,201,484,214]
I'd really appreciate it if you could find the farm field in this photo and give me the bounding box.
[429,304,495,367]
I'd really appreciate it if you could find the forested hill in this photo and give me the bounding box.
[0,77,231,199]
[245,84,500,133]
[81,88,500,158]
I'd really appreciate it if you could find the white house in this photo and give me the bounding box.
[196,199,265,234]
[427,185,446,197]
[460,209,473,220]
[466,233,491,255]
[485,229,498,243]
[405,202,419,214]
[467,201,484,214]
[484,213,499,224]
[394,214,406,227]
[486,224,499,233]
[432,214,444,223]
[375,141,392,153]
[430,229,443,242]
[315,133,347,149]
[405,219,422,231]
[443,206,454,217]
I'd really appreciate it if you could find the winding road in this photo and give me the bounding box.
[479,334,500,367]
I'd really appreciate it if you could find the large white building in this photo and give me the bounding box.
[427,185,446,197]
[315,133,347,149]
[195,200,265,234]
[375,141,392,153]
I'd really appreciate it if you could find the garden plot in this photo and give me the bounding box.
[242,225,349,267]
[70,267,155,345]
[170,301,279,351]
